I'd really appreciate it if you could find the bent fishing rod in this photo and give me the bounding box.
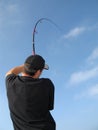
[32,18,61,55]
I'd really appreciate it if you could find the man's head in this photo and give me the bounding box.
[24,55,49,76]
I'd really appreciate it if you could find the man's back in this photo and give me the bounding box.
[6,74,56,130]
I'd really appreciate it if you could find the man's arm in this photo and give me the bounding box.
[5,65,24,77]
[48,80,55,110]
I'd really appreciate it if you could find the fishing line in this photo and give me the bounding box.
[32,18,61,55]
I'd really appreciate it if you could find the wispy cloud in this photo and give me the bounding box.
[6,4,19,14]
[88,84,98,96]
[67,46,98,86]
[63,23,98,39]
[0,2,22,28]
[68,66,98,86]
[87,23,98,31]
[74,84,98,100]
[87,47,98,64]
[64,27,86,39]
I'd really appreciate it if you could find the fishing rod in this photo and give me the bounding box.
[32,18,61,55]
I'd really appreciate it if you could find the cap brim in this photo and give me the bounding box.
[44,64,49,70]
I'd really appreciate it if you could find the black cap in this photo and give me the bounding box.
[24,55,49,72]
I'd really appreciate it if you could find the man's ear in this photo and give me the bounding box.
[35,69,42,76]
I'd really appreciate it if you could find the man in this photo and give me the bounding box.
[5,54,56,130]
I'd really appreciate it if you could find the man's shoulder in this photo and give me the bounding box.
[40,78,54,87]
[41,78,52,82]
[6,73,17,80]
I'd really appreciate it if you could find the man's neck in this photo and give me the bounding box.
[22,72,40,79]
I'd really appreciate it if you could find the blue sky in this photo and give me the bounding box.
[0,0,98,130]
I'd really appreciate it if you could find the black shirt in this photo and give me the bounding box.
[6,74,56,130]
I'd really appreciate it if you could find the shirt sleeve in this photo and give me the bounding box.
[5,74,17,88]
[48,79,55,110]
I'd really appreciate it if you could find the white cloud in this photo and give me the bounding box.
[88,84,98,96]
[6,4,19,14]
[68,66,98,86]
[74,84,98,100]
[67,47,98,88]
[87,47,98,64]
[87,23,98,31]
[63,23,98,39]
[0,2,21,28]
[64,27,86,39]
